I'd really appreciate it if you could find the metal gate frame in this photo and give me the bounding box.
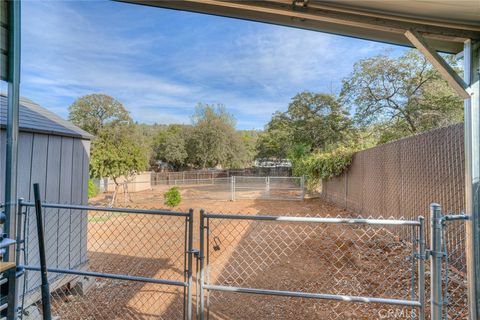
[17,200,195,320]
[197,210,427,320]
[14,199,468,319]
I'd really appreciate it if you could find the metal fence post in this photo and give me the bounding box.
[199,209,205,320]
[301,176,305,200]
[33,183,52,320]
[231,177,236,201]
[186,209,194,320]
[430,203,443,320]
[12,198,26,318]
[418,216,426,320]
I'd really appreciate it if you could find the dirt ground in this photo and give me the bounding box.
[44,189,467,320]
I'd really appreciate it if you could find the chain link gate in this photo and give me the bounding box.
[11,198,472,319]
[197,210,427,320]
[16,198,195,320]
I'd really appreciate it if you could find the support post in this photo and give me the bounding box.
[405,29,469,99]
[430,203,443,320]
[231,177,236,201]
[4,0,21,261]
[4,2,21,319]
[199,209,205,320]
[464,39,480,320]
[301,176,305,200]
[186,209,194,320]
[12,198,25,318]
[418,216,426,320]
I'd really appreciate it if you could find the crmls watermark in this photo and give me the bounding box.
[378,308,417,319]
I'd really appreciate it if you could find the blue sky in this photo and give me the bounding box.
[18,0,405,130]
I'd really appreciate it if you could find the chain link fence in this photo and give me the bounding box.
[322,123,469,319]
[441,217,469,320]
[200,211,425,319]
[17,201,193,320]
[100,176,305,204]
[151,167,292,185]
[8,199,473,319]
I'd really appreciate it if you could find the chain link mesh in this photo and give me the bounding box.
[204,212,421,319]
[322,123,468,318]
[19,203,189,320]
[110,176,304,203]
[443,221,469,320]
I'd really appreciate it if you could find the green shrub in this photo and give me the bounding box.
[88,179,100,198]
[292,146,355,191]
[164,187,182,207]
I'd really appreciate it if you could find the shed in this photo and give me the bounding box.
[0,93,93,296]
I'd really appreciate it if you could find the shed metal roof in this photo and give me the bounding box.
[123,0,480,54]
[0,94,93,140]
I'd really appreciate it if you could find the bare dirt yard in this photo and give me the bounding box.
[46,189,467,320]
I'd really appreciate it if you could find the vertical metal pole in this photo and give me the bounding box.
[5,2,21,319]
[464,39,480,320]
[13,198,25,317]
[4,0,21,260]
[186,209,194,320]
[430,203,443,320]
[199,209,205,320]
[33,184,52,320]
[418,216,426,320]
[14,199,23,267]
[231,177,236,201]
[301,176,305,200]
[195,252,200,320]
[183,216,187,320]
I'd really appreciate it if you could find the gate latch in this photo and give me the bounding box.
[213,236,221,251]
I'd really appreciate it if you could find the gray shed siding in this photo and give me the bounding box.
[0,129,90,292]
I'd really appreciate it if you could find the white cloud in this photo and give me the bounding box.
[20,1,404,130]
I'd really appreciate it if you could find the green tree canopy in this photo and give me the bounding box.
[239,130,259,166]
[89,124,148,204]
[68,94,132,136]
[152,125,190,171]
[90,125,149,180]
[341,50,463,143]
[256,92,352,159]
[188,103,245,168]
[150,108,255,171]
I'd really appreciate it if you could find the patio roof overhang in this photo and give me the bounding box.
[121,0,480,54]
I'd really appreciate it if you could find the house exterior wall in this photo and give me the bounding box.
[0,129,91,293]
